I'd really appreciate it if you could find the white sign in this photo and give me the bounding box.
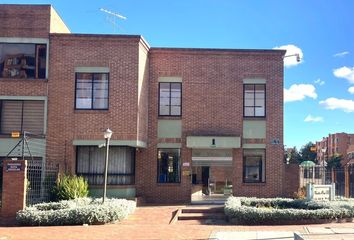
[307,183,335,201]
[182,162,190,167]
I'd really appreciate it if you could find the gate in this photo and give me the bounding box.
[299,166,353,198]
[26,160,59,206]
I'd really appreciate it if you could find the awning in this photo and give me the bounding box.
[186,136,240,149]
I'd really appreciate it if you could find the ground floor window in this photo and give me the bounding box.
[157,148,181,183]
[243,149,265,183]
[76,146,135,185]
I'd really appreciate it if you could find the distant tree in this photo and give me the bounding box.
[287,147,302,164]
[326,154,342,169]
[299,142,317,164]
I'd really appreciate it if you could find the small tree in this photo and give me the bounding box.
[326,154,342,169]
[299,142,317,164]
[286,147,302,164]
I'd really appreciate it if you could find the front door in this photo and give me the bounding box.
[201,166,209,194]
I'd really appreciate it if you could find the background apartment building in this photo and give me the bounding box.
[0,4,287,203]
[316,132,354,166]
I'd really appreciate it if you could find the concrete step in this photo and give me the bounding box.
[178,212,226,221]
[181,206,224,214]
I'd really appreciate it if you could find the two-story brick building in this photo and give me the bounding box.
[0,4,286,203]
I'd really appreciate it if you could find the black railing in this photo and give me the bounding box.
[300,166,353,198]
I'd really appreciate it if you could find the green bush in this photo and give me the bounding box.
[225,197,354,225]
[53,175,89,200]
[16,197,136,226]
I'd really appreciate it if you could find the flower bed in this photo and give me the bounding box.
[224,197,354,225]
[16,198,136,226]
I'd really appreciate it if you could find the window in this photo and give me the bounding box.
[157,149,181,183]
[76,146,135,185]
[159,82,181,116]
[0,43,46,79]
[0,100,44,135]
[75,73,109,110]
[244,84,265,117]
[243,149,265,183]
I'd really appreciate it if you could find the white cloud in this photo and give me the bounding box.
[273,44,303,67]
[333,66,354,83]
[304,115,324,123]
[284,84,317,102]
[319,98,354,113]
[333,51,349,57]
[314,78,325,86]
[349,86,354,94]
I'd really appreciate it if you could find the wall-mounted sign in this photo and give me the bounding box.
[307,183,335,201]
[182,170,191,176]
[6,162,22,172]
[182,162,190,167]
[11,131,20,138]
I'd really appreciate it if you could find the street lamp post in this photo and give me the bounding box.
[103,128,113,204]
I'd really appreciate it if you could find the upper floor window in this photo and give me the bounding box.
[244,84,265,117]
[159,82,181,116]
[0,100,45,135]
[75,73,109,110]
[0,43,46,79]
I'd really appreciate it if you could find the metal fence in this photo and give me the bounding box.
[26,160,59,206]
[0,160,3,208]
[300,166,353,198]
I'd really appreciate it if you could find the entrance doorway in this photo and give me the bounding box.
[191,164,232,203]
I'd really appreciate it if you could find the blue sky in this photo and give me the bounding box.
[3,0,354,148]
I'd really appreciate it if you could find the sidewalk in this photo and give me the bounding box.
[0,206,353,240]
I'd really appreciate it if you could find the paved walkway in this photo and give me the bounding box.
[0,206,353,240]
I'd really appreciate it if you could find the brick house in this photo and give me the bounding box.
[0,4,286,203]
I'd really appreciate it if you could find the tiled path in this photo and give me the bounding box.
[0,206,353,240]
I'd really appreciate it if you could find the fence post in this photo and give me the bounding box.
[331,168,335,183]
[344,166,349,198]
[0,160,27,224]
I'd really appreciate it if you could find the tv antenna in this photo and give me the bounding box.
[99,8,127,33]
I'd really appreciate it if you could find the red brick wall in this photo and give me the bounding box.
[136,49,285,203]
[0,80,48,97]
[282,164,300,198]
[46,34,142,172]
[0,160,27,222]
[210,166,233,183]
[0,4,51,38]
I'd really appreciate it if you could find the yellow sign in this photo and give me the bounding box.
[11,131,20,138]
[310,146,317,152]
[182,170,190,176]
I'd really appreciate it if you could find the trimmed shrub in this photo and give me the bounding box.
[16,197,136,226]
[225,197,354,225]
[53,174,89,200]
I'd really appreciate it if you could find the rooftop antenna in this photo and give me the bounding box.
[99,8,127,33]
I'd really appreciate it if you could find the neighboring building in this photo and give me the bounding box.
[345,144,354,165]
[0,4,286,203]
[315,133,354,166]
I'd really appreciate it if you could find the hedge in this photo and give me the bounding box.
[224,197,354,225]
[16,198,136,226]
